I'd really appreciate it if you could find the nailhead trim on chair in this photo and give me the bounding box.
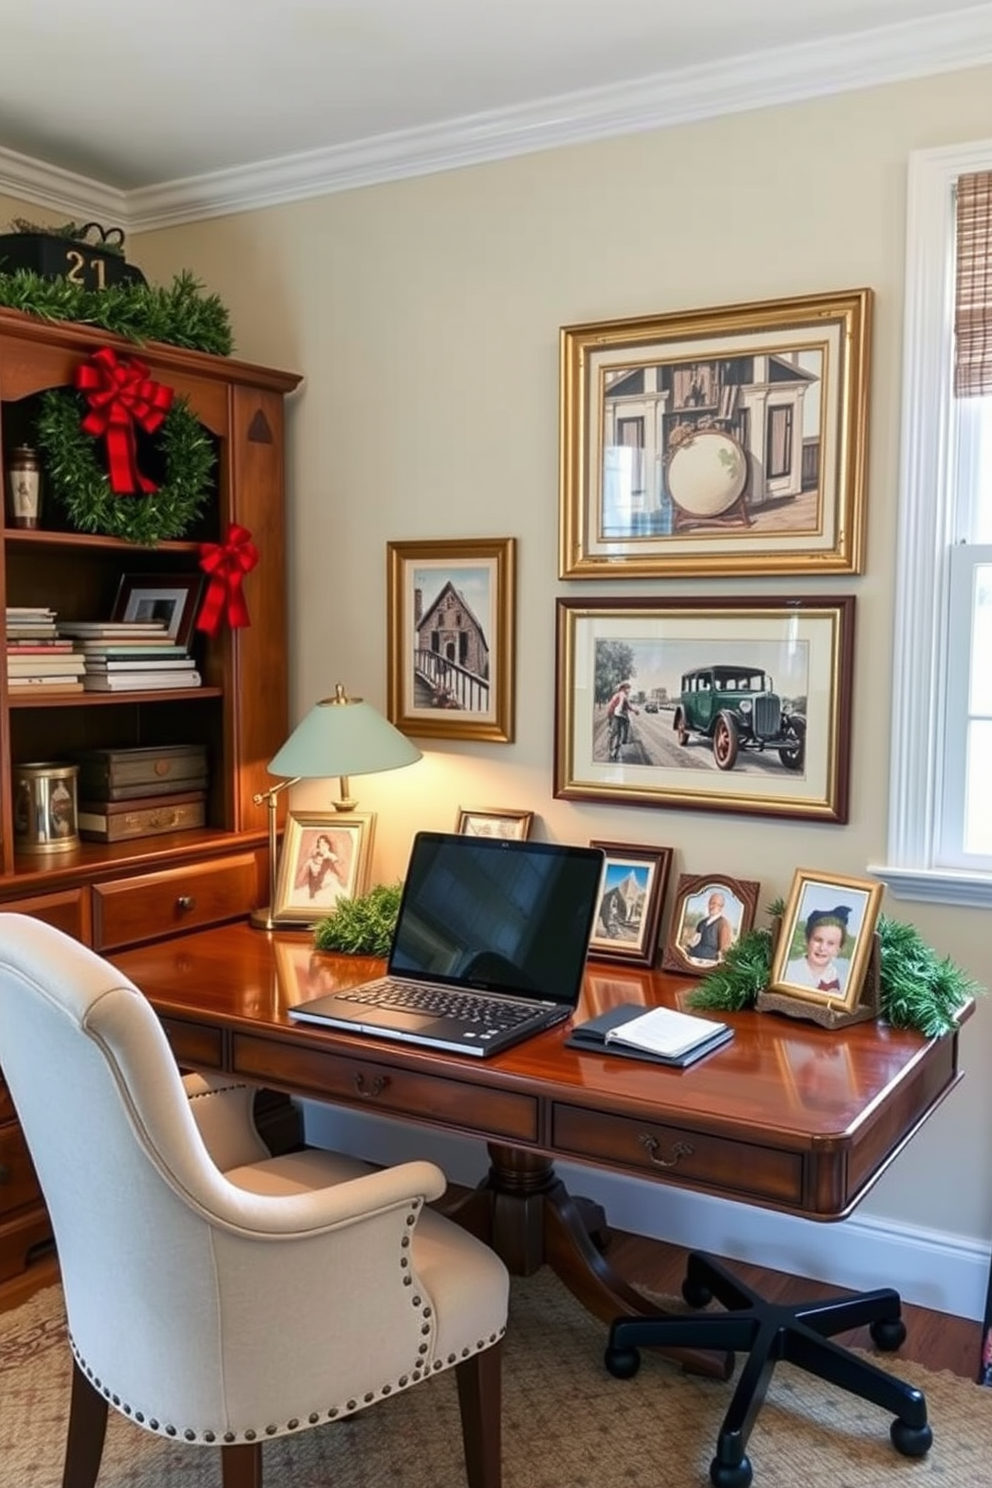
[65,1197,508,1445]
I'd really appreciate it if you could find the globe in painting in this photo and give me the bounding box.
[667,429,747,518]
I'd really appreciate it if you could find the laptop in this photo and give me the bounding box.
[287,831,604,1056]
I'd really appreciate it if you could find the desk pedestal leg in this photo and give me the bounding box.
[443,1144,731,1381]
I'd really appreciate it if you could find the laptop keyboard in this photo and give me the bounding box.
[339,977,544,1032]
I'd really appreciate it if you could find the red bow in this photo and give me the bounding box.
[75,348,173,495]
[197,524,259,636]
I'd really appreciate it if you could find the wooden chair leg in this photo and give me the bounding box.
[455,1340,503,1488]
[62,1358,108,1488]
[221,1441,263,1488]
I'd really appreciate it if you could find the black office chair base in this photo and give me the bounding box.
[604,1250,932,1488]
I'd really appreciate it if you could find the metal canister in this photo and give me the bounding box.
[13,762,80,854]
[6,446,42,529]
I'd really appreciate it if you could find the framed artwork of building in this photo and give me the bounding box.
[387,537,516,742]
[559,288,872,578]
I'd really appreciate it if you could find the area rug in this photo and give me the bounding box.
[2,1273,991,1487]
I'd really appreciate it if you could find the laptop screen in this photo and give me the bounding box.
[388,832,604,1004]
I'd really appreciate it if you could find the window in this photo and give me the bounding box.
[872,141,992,906]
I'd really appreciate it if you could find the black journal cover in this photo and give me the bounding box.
[566,1002,734,1068]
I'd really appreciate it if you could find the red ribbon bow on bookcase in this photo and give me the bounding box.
[196,523,259,635]
[75,347,174,494]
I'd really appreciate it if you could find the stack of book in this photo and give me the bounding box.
[6,606,86,695]
[57,620,202,692]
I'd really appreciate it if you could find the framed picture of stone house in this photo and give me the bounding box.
[386,537,516,742]
[558,288,872,578]
[586,840,673,968]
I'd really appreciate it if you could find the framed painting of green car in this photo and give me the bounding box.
[554,595,855,822]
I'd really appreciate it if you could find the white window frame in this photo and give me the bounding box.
[869,139,992,909]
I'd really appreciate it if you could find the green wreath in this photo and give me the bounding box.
[35,387,215,545]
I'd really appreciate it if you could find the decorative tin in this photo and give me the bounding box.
[13,762,80,854]
[6,445,42,528]
[0,222,146,290]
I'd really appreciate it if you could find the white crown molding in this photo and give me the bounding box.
[0,142,126,224]
[3,6,992,232]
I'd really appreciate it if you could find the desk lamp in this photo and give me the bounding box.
[251,683,421,930]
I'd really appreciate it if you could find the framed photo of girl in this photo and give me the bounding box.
[768,869,884,1014]
[272,811,376,927]
[587,840,673,968]
[387,537,516,743]
[662,873,759,976]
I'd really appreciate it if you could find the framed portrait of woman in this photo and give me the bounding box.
[272,811,376,927]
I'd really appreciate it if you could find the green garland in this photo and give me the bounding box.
[0,268,232,356]
[312,883,403,958]
[36,387,215,545]
[685,907,981,1036]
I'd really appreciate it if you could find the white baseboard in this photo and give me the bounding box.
[301,1102,989,1323]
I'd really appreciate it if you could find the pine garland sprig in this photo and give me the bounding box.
[685,907,980,1036]
[312,882,403,958]
[0,268,233,356]
[36,387,215,545]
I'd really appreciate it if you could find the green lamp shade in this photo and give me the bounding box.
[267,689,421,781]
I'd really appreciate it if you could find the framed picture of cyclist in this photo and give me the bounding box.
[553,594,855,822]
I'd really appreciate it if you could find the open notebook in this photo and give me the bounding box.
[288,831,605,1057]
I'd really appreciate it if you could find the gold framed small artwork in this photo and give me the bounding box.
[662,873,759,977]
[587,840,673,968]
[767,869,883,1014]
[455,807,533,841]
[272,811,376,927]
[387,537,516,742]
[559,288,872,578]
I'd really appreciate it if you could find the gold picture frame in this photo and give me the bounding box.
[767,869,883,1014]
[455,806,533,840]
[387,537,516,742]
[555,595,855,822]
[272,810,375,927]
[559,288,872,578]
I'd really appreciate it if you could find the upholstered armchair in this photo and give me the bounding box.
[0,914,508,1488]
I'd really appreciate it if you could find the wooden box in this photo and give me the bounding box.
[77,790,207,842]
[72,744,208,802]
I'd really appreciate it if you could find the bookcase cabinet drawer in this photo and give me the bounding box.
[92,854,259,951]
[0,1122,42,1218]
[0,886,89,942]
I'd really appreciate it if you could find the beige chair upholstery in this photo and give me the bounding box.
[0,913,508,1488]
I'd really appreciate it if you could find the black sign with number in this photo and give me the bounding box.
[0,230,146,289]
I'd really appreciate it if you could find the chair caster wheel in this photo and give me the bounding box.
[870,1315,907,1350]
[682,1277,713,1308]
[710,1453,752,1488]
[891,1418,932,1457]
[603,1344,640,1379]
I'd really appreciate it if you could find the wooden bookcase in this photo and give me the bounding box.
[0,305,301,1279]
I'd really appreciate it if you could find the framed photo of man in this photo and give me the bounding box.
[768,869,883,1013]
[662,873,759,976]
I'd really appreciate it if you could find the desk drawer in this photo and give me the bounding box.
[552,1104,803,1207]
[0,1123,42,1218]
[233,1034,539,1145]
[93,855,258,951]
[160,1017,225,1071]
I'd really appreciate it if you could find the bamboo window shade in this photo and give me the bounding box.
[955,169,992,397]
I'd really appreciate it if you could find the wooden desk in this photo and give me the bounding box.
[112,922,966,1371]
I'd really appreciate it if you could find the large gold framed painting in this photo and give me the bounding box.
[559,288,872,578]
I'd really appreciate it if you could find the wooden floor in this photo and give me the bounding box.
[2,1227,982,1382]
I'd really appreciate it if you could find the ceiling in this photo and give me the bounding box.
[2,0,992,228]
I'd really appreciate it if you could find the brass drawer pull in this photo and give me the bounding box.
[640,1135,694,1169]
[176,895,196,914]
[353,1073,389,1099]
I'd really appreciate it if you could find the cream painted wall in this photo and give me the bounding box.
[75,68,992,1250]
